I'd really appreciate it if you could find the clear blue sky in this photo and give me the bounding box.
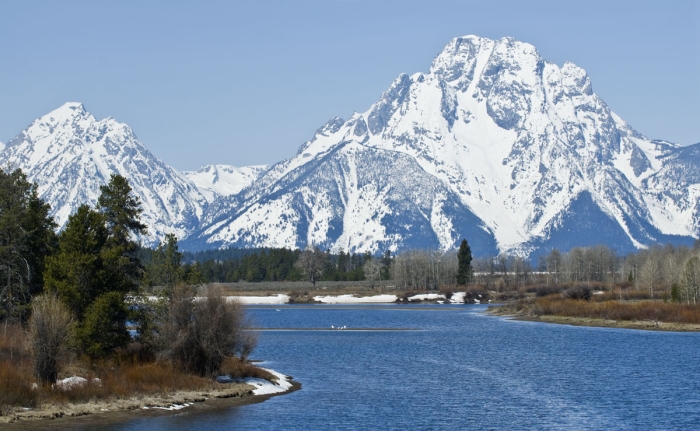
[1,0,698,171]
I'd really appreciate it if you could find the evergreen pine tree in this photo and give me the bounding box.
[380,250,392,281]
[77,291,130,359]
[184,261,204,286]
[456,239,473,286]
[44,205,108,319]
[46,176,146,357]
[0,167,56,321]
[97,174,147,294]
[145,233,183,296]
[97,174,147,248]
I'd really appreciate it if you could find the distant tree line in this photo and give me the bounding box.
[142,231,700,304]
[163,246,393,284]
[470,242,700,300]
[390,239,473,290]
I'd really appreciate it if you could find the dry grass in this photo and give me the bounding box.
[506,296,700,324]
[0,360,38,414]
[219,357,277,383]
[0,324,30,362]
[0,322,275,413]
[0,325,37,414]
[40,361,214,405]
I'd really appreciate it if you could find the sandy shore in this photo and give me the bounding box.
[0,378,300,430]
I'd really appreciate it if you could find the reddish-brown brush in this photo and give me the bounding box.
[515,297,700,324]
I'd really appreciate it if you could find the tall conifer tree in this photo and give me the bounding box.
[456,239,473,286]
[44,205,108,319]
[0,168,56,321]
[97,174,147,293]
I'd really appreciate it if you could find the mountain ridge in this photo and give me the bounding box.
[1,35,698,256]
[186,35,699,255]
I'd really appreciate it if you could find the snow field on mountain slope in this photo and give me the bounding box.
[184,164,268,202]
[205,194,301,249]
[332,146,393,253]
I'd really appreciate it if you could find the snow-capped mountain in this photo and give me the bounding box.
[187,35,698,256]
[184,164,268,202]
[0,102,208,245]
[2,36,697,257]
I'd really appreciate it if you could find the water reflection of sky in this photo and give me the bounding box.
[101,304,700,431]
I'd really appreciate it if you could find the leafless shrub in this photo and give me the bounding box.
[162,285,256,376]
[28,295,74,384]
[440,286,454,300]
[562,284,592,301]
[464,286,490,303]
[535,284,562,297]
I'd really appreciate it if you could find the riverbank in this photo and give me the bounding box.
[488,299,700,332]
[0,368,299,430]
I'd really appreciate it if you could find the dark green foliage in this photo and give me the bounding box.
[46,176,146,359]
[0,167,56,322]
[671,283,681,303]
[179,246,375,284]
[97,174,147,294]
[188,248,304,283]
[320,249,368,282]
[97,174,147,249]
[44,205,108,319]
[144,233,183,295]
[182,261,204,286]
[182,247,270,263]
[380,250,392,281]
[77,291,130,359]
[456,239,473,286]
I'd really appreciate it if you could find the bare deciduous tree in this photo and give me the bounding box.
[637,258,660,298]
[681,256,700,305]
[28,295,74,384]
[363,259,381,288]
[162,285,256,376]
[391,249,457,290]
[295,246,326,286]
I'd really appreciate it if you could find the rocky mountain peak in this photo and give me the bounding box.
[0,103,207,246]
[2,35,697,257]
[187,35,698,256]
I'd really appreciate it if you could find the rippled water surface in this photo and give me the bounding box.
[101,304,700,430]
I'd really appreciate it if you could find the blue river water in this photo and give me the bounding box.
[102,304,700,430]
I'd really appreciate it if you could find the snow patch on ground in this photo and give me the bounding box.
[450,292,466,303]
[144,294,291,305]
[228,294,290,304]
[55,376,101,389]
[313,294,398,304]
[145,402,194,411]
[408,293,446,301]
[241,368,293,395]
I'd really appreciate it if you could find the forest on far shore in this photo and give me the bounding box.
[149,240,700,304]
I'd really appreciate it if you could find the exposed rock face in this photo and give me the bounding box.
[3,35,698,256]
[188,35,698,256]
[0,102,207,245]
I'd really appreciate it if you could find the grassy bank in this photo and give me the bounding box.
[491,295,700,330]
